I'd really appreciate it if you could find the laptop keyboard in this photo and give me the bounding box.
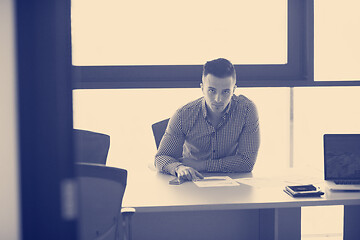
[334,180,360,185]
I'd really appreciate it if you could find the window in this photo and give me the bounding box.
[72,0,287,66]
[72,87,290,171]
[293,86,360,170]
[71,0,313,88]
[314,0,360,81]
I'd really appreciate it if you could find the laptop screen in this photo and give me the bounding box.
[324,134,360,180]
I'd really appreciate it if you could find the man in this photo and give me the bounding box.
[155,58,260,181]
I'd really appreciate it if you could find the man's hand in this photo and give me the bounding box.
[181,158,206,172]
[175,165,204,181]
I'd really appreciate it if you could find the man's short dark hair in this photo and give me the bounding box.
[202,58,236,80]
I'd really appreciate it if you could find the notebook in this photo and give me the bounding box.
[324,134,360,191]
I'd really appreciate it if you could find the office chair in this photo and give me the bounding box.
[74,129,110,164]
[76,162,134,240]
[151,118,170,149]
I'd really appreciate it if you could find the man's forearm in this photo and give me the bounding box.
[205,153,257,173]
[155,155,183,175]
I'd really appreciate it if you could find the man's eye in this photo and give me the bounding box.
[223,90,230,94]
[208,89,216,94]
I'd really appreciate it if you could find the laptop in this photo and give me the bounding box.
[324,134,360,191]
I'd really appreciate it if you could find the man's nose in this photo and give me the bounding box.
[215,93,221,102]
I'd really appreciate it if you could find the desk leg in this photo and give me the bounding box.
[259,208,301,240]
[344,205,360,240]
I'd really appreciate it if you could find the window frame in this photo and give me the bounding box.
[72,0,360,89]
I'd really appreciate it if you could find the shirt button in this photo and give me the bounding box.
[213,150,216,153]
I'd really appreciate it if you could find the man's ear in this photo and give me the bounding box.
[200,82,204,92]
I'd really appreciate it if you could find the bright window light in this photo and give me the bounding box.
[293,86,360,170]
[71,0,287,66]
[315,0,360,81]
[72,88,290,171]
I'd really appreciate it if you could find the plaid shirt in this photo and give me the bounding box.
[155,94,260,176]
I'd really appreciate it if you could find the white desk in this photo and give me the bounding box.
[123,167,360,240]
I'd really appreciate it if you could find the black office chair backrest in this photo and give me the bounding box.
[74,129,110,164]
[151,118,170,149]
[76,163,127,240]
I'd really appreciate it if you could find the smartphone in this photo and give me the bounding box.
[169,177,186,185]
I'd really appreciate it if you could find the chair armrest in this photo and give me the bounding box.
[121,207,136,215]
[121,208,136,240]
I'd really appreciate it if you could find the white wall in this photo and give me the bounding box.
[0,0,20,239]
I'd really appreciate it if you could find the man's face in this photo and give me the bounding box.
[201,74,236,115]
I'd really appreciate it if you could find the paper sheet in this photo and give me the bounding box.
[234,176,324,189]
[234,177,286,189]
[193,176,240,188]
